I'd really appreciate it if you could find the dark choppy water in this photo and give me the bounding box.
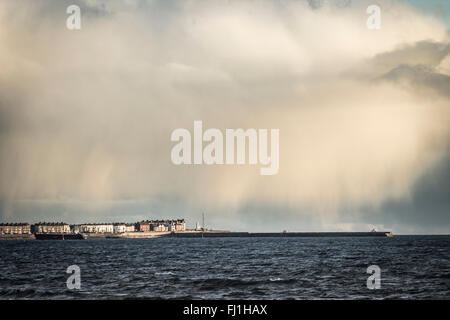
[0,236,449,299]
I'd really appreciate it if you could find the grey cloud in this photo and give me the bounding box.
[307,0,352,9]
[349,147,450,234]
[378,63,450,97]
[373,41,450,70]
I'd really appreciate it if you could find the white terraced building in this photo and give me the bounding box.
[113,224,127,233]
[33,223,70,234]
[80,224,114,233]
[169,220,186,231]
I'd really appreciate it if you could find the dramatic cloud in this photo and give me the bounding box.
[0,0,449,233]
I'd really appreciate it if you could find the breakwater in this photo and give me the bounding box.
[0,234,35,240]
[95,231,393,238]
[168,231,393,238]
[0,231,392,240]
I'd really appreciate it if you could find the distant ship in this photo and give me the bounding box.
[34,233,87,240]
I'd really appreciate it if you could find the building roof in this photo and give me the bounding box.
[34,222,68,226]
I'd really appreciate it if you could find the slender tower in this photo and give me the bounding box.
[202,212,205,238]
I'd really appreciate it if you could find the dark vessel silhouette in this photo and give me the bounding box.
[34,233,87,240]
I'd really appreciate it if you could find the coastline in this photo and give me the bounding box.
[0,230,393,240]
[0,234,35,240]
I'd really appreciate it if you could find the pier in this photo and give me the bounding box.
[168,231,393,238]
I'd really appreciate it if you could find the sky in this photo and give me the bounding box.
[0,0,449,234]
[407,0,450,27]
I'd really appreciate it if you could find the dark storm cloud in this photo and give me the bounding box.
[347,147,450,234]
[379,64,450,97]
[373,41,450,69]
[369,41,450,99]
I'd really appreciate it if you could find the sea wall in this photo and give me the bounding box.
[169,231,393,238]
[120,231,172,238]
[86,231,172,238]
[0,234,35,240]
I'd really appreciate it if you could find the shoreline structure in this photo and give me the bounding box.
[0,219,392,240]
[0,231,393,240]
[0,219,393,240]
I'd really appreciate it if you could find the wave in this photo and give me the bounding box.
[191,277,295,290]
[155,271,175,276]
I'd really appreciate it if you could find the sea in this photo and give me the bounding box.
[0,236,449,299]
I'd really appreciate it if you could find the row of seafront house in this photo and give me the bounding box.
[0,219,186,235]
